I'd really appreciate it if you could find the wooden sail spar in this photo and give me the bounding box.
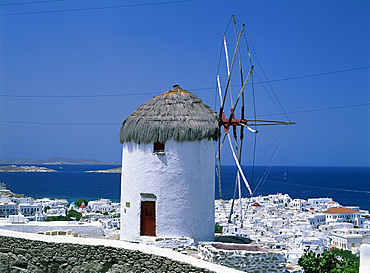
[216,15,294,226]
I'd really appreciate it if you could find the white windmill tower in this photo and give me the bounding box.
[119,85,219,242]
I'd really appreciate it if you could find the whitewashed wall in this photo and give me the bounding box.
[0,221,104,237]
[120,140,215,242]
[360,242,370,273]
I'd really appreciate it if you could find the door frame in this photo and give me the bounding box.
[140,193,157,236]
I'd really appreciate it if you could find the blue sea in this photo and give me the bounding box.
[0,165,369,211]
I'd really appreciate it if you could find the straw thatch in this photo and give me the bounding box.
[119,85,219,144]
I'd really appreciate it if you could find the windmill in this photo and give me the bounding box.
[215,16,295,227]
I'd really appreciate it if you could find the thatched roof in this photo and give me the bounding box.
[119,85,219,144]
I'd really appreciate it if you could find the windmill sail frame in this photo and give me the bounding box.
[216,15,294,227]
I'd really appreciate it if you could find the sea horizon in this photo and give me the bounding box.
[1,164,369,212]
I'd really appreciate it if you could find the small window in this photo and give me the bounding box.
[154,142,165,154]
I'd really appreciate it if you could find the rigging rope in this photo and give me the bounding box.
[253,127,290,195]
[246,48,291,122]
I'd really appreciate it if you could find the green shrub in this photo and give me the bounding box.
[68,209,82,221]
[215,223,223,233]
[45,215,70,221]
[74,199,88,208]
[298,248,359,273]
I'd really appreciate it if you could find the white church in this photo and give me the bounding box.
[119,85,219,242]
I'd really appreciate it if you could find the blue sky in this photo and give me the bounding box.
[0,0,369,167]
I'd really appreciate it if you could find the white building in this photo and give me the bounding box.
[268,193,291,208]
[214,192,370,266]
[119,85,218,242]
[307,198,333,211]
[18,203,42,217]
[330,232,362,251]
[18,197,34,205]
[8,214,26,223]
[300,236,323,248]
[265,217,289,229]
[290,199,308,212]
[78,202,87,214]
[88,199,113,213]
[45,205,66,217]
[323,207,364,226]
[319,222,354,234]
[0,183,11,195]
[363,220,370,229]
[34,198,69,210]
[0,202,17,217]
[308,213,326,228]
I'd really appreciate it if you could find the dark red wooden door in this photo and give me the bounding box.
[140,201,156,236]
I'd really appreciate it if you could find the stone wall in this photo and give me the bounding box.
[198,243,286,273]
[0,235,214,273]
[0,230,242,273]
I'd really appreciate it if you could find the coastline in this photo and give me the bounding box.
[86,167,121,173]
[0,165,56,173]
[0,165,369,211]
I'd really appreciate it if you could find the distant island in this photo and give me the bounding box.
[0,165,57,172]
[86,167,122,173]
[0,157,120,165]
